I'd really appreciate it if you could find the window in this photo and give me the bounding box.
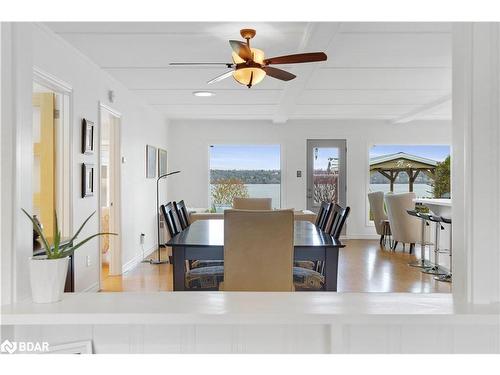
[368,144,451,220]
[209,145,281,211]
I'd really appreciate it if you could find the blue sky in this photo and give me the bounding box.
[210,145,281,170]
[209,144,451,170]
[370,145,450,162]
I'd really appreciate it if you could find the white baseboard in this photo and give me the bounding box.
[122,245,157,274]
[82,282,99,293]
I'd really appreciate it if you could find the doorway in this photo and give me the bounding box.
[32,78,71,241]
[306,139,347,213]
[99,104,122,288]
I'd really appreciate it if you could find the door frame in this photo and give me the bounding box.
[98,102,122,283]
[306,139,347,213]
[33,67,73,238]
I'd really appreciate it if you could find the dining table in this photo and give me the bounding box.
[166,219,345,291]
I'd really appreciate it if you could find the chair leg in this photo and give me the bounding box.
[392,241,398,251]
[409,243,415,254]
[380,235,384,245]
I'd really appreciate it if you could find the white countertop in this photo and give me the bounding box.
[414,198,452,207]
[2,292,498,326]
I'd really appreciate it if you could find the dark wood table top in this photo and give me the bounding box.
[167,219,344,248]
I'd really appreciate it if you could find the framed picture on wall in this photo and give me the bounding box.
[146,145,157,178]
[82,118,95,155]
[82,163,95,198]
[158,148,168,176]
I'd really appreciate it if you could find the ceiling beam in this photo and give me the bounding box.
[272,23,342,124]
[390,93,451,124]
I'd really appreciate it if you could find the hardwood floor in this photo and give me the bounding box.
[100,240,452,293]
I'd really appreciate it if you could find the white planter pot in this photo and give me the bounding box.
[29,256,69,303]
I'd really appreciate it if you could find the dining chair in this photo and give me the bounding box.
[160,202,180,238]
[384,192,420,253]
[320,203,334,232]
[329,204,350,239]
[173,200,190,230]
[314,201,329,227]
[368,191,391,246]
[221,209,294,291]
[296,201,332,271]
[293,204,350,291]
[232,197,272,210]
[161,202,222,287]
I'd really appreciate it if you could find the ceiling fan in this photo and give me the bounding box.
[170,28,328,88]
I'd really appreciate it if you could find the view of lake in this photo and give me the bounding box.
[210,183,433,210]
[210,184,281,209]
[369,183,434,198]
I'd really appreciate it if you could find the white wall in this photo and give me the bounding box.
[1,23,168,301]
[167,119,451,238]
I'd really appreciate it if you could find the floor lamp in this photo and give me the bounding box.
[151,170,181,265]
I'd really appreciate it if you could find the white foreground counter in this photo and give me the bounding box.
[1,292,499,353]
[414,198,452,217]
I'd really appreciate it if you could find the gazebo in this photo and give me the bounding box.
[369,152,437,192]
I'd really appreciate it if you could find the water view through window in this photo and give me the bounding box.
[209,145,281,211]
[369,144,451,219]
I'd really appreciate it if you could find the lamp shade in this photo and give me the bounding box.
[232,48,266,87]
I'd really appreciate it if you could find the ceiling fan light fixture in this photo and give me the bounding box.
[233,67,266,88]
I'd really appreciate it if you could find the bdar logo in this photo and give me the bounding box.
[0,339,17,354]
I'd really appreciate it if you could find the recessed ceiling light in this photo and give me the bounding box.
[193,91,216,97]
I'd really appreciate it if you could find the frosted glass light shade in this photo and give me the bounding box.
[232,48,266,87]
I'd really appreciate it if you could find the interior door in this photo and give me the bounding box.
[306,139,347,213]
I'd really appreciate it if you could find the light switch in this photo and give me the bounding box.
[296,170,302,178]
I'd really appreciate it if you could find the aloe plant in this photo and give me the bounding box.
[22,209,117,259]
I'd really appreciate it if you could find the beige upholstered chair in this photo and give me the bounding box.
[222,209,294,291]
[368,191,390,244]
[232,197,272,210]
[384,192,421,252]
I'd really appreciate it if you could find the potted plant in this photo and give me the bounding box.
[22,209,116,303]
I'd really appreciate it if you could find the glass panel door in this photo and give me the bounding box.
[306,139,346,213]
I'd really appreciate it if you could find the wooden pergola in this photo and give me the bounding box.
[369,152,437,192]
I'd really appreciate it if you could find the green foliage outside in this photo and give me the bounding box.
[432,155,451,198]
[210,178,249,212]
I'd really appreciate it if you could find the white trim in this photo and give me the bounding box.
[390,94,451,124]
[33,68,74,239]
[122,244,157,274]
[98,103,123,282]
[207,142,285,209]
[48,340,93,354]
[33,67,72,94]
[82,282,99,293]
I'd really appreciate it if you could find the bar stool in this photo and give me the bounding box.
[422,214,447,276]
[435,216,452,282]
[381,219,393,249]
[406,210,433,268]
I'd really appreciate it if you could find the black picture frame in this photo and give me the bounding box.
[82,118,95,155]
[82,163,95,198]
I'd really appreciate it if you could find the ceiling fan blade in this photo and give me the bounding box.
[263,66,296,81]
[264,52,327,65]
[229,40,252,61]
[170,62,234,67]
[207,70,234,85]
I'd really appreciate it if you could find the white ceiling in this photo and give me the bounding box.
[45,22,452,122]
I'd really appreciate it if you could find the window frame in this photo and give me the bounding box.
[207,143,284,210]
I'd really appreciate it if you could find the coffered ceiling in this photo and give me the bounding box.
[45,22,452,122]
